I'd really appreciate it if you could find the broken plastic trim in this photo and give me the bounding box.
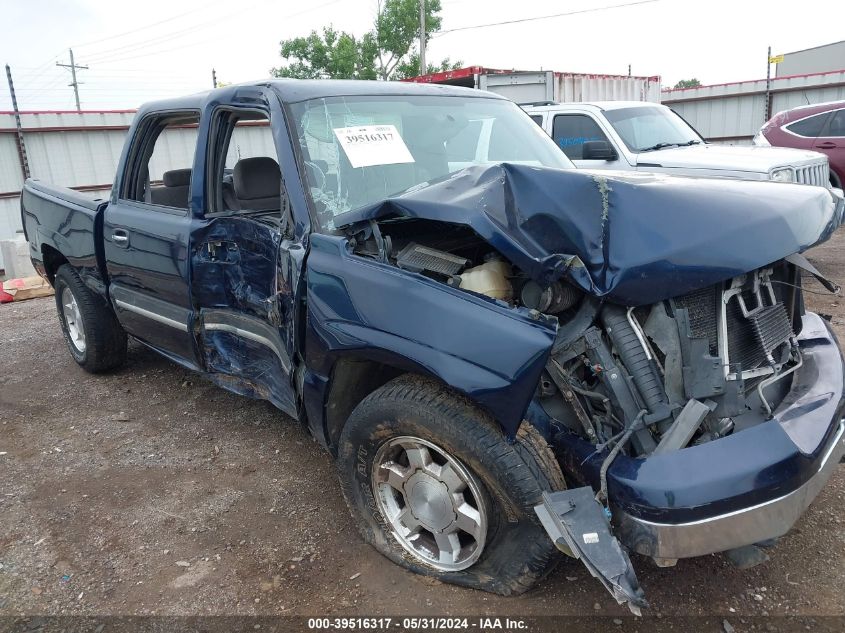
[535,487,648,615]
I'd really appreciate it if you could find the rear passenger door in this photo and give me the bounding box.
[104,111,202,367]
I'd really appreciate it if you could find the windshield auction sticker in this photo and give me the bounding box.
[333,125,415,168]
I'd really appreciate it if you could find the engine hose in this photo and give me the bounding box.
[598,409,646,503]
[601,304,671,424]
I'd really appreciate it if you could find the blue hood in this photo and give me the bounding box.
[335,164,840,305]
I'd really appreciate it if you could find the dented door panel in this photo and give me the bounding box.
[191,216,298,417]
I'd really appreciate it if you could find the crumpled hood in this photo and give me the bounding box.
[638,143,825,173]
[335,163,839,305]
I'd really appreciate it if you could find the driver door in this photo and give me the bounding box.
[551,113,627,170]
[189,96,302,418]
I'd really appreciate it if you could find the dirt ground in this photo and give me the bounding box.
[1,230,844,626]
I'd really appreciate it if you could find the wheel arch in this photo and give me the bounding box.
[41,244,69,284]
[322,350,482,454]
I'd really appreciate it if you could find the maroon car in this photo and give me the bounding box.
[755,100,845,189]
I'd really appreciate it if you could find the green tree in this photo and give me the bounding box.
[673,78,701,89]
[393,53,463,80]
[271,27,377,80]
[271,0,458,81]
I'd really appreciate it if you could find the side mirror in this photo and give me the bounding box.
[582,140,618,161]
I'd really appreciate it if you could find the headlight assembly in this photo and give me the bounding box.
[770,167,794,183]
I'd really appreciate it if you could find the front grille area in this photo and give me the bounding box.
[793,162,829,187]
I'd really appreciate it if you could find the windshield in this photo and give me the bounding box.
[288,95,573,227]
[604,106,703,152]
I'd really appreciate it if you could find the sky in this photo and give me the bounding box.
[1,0,843,111]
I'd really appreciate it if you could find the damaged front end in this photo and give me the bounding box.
[334,163,845,613]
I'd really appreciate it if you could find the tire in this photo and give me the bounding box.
[337,374,566,595]
[54,264,127,373]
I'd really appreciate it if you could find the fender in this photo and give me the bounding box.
[303,233,557,442]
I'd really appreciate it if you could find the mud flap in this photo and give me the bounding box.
[534,487,648,615]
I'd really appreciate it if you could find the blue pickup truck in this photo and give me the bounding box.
[21,80,845,612]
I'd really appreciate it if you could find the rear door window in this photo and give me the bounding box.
[786,112,830,138]
[552,114,609,159]
[120,112,200,211]
[824,109,845,137]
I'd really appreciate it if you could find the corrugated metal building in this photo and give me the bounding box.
[776,40,845,77]
[662,65,845,145]
[404,66,662,104]
[0,109,136,267]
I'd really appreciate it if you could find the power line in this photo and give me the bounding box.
[71,0,228,50]
[434,0,661,35]
[80,0,343,64]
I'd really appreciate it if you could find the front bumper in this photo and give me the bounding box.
[614,417,844,559]
[553,312,845,560]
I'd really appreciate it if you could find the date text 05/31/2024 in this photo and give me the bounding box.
[307,617,529,630]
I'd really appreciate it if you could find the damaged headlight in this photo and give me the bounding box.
[770,167,795,183]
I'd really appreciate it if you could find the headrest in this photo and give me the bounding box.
[234,157,281,200]
[162,168,192,188]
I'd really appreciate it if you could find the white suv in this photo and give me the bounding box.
[523,101,832,188]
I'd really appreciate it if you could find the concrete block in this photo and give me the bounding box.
[0,236,37,279]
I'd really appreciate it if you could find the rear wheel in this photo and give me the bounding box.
[337,375,566,595]
[54,265,127,373]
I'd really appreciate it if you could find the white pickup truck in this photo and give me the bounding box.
[523,101,833,188]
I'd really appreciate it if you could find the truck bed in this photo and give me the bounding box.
[21,179,109,294]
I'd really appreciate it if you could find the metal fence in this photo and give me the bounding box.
[661,69,845,144]
[0,110,136,267]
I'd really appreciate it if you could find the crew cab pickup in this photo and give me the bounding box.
[524,101,835,188]
[21,80,845,613]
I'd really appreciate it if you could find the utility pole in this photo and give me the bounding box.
[418,0,426,76]
[56,48,88,111]
[5,64,31,180]
[765,45,772,123]
[212,68,218,89]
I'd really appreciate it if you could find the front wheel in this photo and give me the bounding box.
[54,265,127,373]
[337,375,566,595]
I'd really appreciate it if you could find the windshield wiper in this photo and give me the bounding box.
[677,140,702,146]
[639,142,679,152]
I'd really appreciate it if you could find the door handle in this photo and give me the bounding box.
[112,230,130,247]
[816,142,837,149]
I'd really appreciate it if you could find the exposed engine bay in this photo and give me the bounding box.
[350,217,809,462]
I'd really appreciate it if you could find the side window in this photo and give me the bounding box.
[121,112,199,209]
[786,113,830,138]
[552,114,609,159]
[529,114,543,126]
[209,110,283,214]
[826,110,845,137]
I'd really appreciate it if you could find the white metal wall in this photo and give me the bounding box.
[556,74,662,103]
[479,71,662,104]
[0,111,136,258]
[662,69,845,143]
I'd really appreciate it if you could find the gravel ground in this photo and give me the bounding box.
[1,230,844,625]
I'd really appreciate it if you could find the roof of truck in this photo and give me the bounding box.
[136,78,503,115]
